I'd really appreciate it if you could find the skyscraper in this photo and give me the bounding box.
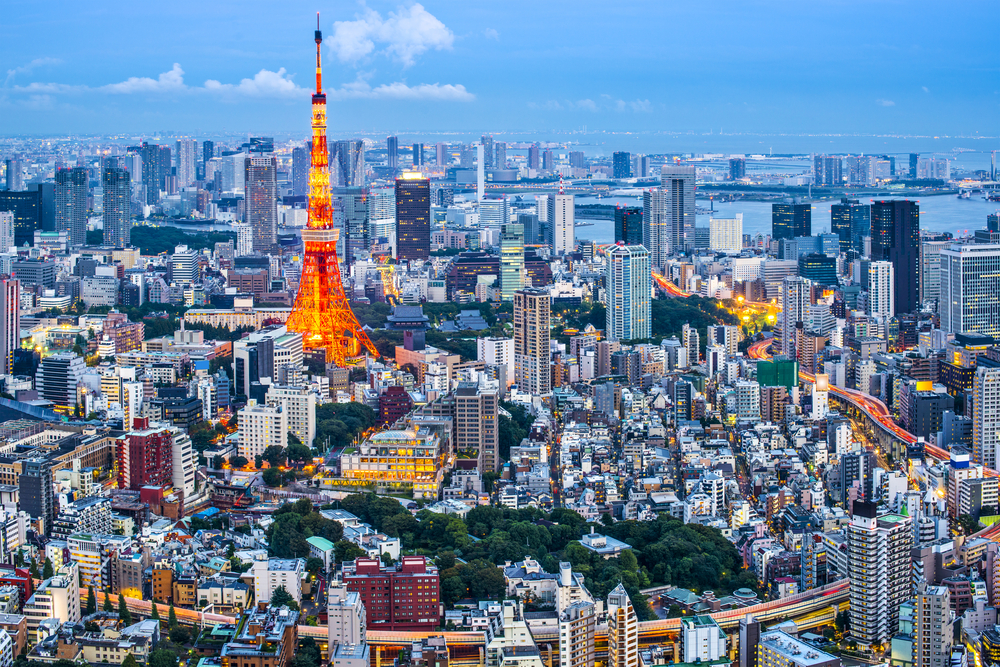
[245,156,278,253]
[910,584,953,667]
[868,261,895,321]
[542,149,555,171]
[780,276,811,358]
[642,188,668,270]
[0,211,12,251]
[973,366,1000,469]
[528,144,540,170]
[140,143,162,204]
[549,193,575,255]
[847,502,912,647]
[54,167,88,246]
[0,278,19,375]
[831,198,870,258]
[395,174,430,261]
[0,188,41,246]
[607,583,638,667]
[480,135,493,170]
[813,155,842,186]
[4,158,22,191]
[386,135,399,172]
[614,207,643,245]
[772,203,811,240]
[412,143,424,167]
[514,288,550,396]
[333,187,369,267]
[909,153,919,179]
[292,145,309,196]
[175,139,196,187]
[709,214,743,254]
[494,142,507,169]
[479,196,509,229]
[612,151,631,179]
[500,223,524,302]
[871,200,920,315]
[435,142,448,166]
[606,244,651,342]
[202,140,215,166]
[559,601,595,667]
[661,165,696,252]
[939,243,1000,338]
[102,157,132,247]
[331,140,365,187]
[738,615,760,667]
[729,158,746,180]
[455,379,499,472]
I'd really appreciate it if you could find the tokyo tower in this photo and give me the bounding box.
[286,15,377,367]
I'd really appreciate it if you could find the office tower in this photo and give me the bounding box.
[387,135,399,172]
[4,159,22,191]
[202,140,215,165]
[479,196,509,228]
[973,366,1000,469]
[709,214,743,254]
[35,181,55,232]
[514,288,551,396]
[813,155,842,186]
[119,426,173,490]
[494,142,507,169]
[559,601,595,667]
[607,583,638,667]
[102,157,131,247]
[0,189,40,247]
[170,245,200,285]
[642,188,668,270]
[232,223,253,257]
[0,278,19,375]
[682,323,700,365]
[412,143,424,167]
[918,240,949,306]
[20,457,55,535]
[613,151,631,179]
[37,352,86,410]
[739,615,760,667]
[606,244,651,342]
[158,145,172,194]
[237,400,288,460]
[550,193,575,255]
[480,135,493,170]
[781,276,811,358]
[245,156,278,252]
[569,151,586,169]
[518,213,541,246]
[139,143,161,204]
[175,139,196,187]
[500,223,525,301]
[909,153,919,179]
[871,200,920,314]
[334,187,369,266]
[54,167,88,247]
[771,203,811,241]
[435,142,447,166]
[332,140,365,187]
[266,385,317,448]
[729,158,746,180]
[847,502,912,647]
[528,144,540,170]
[395,174,430,261]
[0,211,12,251]
[940,244,1000,338]
[867,261,894,321]
[831,198,870,258]
[661,165,696,251]
[615,207,643,245]
[292,145,309,196]
[542,149,555,171]
[456,378,499,471]
[988,213,1000,232]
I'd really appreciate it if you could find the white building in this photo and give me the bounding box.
[478,337,514,389]
[22,562,80,634]
[266,385,317,448]
[234,223,253,257]
[549,194,575,255]
[680,615,727,662]
[559,601,595,667]
[607,583,638,667]
[940,243,1000,338]
[973,366,1000,470]
[237,400,288,461]
[606,244,651,342]
[251,556,305,606]
[709,214,743,255]
[170,428,196,500]
[735,381,761,422]
[171,245,200,286]
[780,276,811,358]
[868,261,895,320]
[327,583,366,646]
[0,212,13,252]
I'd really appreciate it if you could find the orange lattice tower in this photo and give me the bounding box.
[286,15,377,367]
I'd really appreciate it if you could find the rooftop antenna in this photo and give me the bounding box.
[559,173,565,195]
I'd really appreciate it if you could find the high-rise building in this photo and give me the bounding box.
[202,140,215,165]
[973,366,1000,470]
[0,278,19,375]
[606,244,651,342]
[780,276,811,358]
[0,189,41,247]
[395,174,430,261]
[614,207,643,245]
[170,245,200,286]
[175,139,196,187]
[542,149,555,171]
[456,378,499,472]
[613,151,631,179]
[0,211,14,251]
[909,153,919,179]
[54,167,88,246]
[387,135,399,172]
[680,616,727,662]
[500,223,525,302]
[334,187,369,266]
[36,353,86,411]
[102,157,131,247]
[292,145,309,196]
[528,144,540,170]
[729,158,746,180]
[140,143,162,204]
[813,155,842,186]
[847,502,912,647]
[739,614,760,667]
[661,165,696,252]
[868,261,895,320]
[494,142,507,169]
[871,200,920,315]
[4,158,22,191]
[233,223,253,257]
[19,457,54,536]
[559,601,595,667]
[642,189,668,270]
[549,194,575,255]
[709,214,743,254]
[479,196,509,228]
[940,243,1000,338]
[514,288,551,396]
[831,198,870,258]
[238,399,288,461]
[435,142,448,166]
[266,385,317,448]
[907,583,953,667]
[772,203,811,241]
[331,140,365,187]
[412,143,423,167]
[119,423,173,491]
[245,156,278,252]
[342,556,440,631]
[480,135,493,171]
[607,583,638,667]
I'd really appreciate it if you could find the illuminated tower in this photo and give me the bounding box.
[286,16,377,367]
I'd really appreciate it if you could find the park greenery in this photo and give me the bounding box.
[87,225,236,256]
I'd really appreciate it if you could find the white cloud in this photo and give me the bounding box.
[101,63,186,94]
[204,68,306,98]
[922,86,930,93]
[876,98,896,107]
[13,81,86,94]
[331,3,454,67]
[630,99,652,112]
[483,28,499,40]
[332,79,473,101]
[576,99,598,112]
[4,57,62,87]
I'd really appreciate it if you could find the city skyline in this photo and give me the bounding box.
[1,1,996,136]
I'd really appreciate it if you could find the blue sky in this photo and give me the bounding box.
[1,0,997,137]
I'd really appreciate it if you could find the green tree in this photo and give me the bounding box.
[262,445,287,467]
[169,627,191,644]
[231,455,249,468]
[122,654,140,667]
[212,455,223,470]
[118,594,132,625]
[103,593,114,612]
[168,602,178,630]
[28,558,38,580]
[262,467,285,487]
[42,558,53,579]
[150,601,160,621]
[149,648,179,667]
[86,585,96,614]
[286,442,313,466]
[304,557,325,576]
[334,540,366,564]
[270,585,299,610]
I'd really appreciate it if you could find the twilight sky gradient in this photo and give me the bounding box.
[1,0,997,137]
